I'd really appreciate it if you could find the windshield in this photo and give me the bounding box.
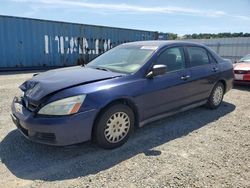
[240,54,250,62]
[86,45,156,74]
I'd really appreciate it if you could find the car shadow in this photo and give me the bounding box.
[0,102,235,181]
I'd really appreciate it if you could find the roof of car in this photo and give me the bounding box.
[122,40,206,48]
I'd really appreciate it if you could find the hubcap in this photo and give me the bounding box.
[213,86,223,106]
[104,112,130,143]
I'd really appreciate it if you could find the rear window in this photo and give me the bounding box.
[187,47,209,67]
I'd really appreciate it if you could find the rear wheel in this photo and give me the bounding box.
[93,104,134,149]
[206,82,225,109]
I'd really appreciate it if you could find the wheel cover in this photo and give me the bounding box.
[104,112,130,143]
[212,86,223,106]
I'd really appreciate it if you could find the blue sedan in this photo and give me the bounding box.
[11,41,234,149]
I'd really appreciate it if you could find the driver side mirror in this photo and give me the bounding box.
[146,64,167,78]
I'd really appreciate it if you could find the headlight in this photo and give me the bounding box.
[38,95,86,115]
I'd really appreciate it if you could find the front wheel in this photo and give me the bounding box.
[206,82,225,109]
[93,104,135,149]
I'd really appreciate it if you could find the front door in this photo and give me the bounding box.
[138,46,194,120]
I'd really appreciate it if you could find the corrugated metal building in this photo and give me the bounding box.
[184,37,250,62]
[0,15,167,70]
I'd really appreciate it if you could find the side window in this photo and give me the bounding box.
[208,52,217,64]
[156,47,185,72]
[187,47,209,67]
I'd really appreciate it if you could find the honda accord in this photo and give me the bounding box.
[11,41,234,149]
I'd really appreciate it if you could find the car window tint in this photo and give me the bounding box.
[187,47,209,67]
[156,47,185,72]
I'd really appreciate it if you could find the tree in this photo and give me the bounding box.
[167,33,178,40]
[182,32,250,39]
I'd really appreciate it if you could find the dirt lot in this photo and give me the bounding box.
[0,71,249,188]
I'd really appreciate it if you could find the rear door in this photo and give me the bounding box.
[184,46,220,102]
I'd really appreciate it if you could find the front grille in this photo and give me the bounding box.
[27,102,38,112]
[22,97,38,112]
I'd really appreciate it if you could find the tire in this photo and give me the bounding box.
[206,82,225,109]
[93,104,135,149]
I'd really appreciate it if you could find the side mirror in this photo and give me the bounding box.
[146,64,167,78]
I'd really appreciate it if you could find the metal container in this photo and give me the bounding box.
[0,15,167,70]
[184,37,250,62]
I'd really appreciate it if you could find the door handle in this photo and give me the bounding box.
[181,75,190,80]
[212,67,218,72]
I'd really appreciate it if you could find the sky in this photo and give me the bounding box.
[1,0,250,35]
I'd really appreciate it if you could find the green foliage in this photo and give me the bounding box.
[182,32,250,39]
[167,33,178,40]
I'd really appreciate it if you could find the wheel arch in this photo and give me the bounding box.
[209,79,227,95]
[91,97,140,139]
[217,79,227,93]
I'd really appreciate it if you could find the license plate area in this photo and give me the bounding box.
[14,102,24,114]
[234,74,243,80]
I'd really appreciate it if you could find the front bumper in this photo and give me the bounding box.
[11,98,98,146]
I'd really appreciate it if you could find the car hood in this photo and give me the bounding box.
[20,66,123,101]
[234,63,250,71]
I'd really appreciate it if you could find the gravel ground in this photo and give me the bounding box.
[0,71,249,188]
